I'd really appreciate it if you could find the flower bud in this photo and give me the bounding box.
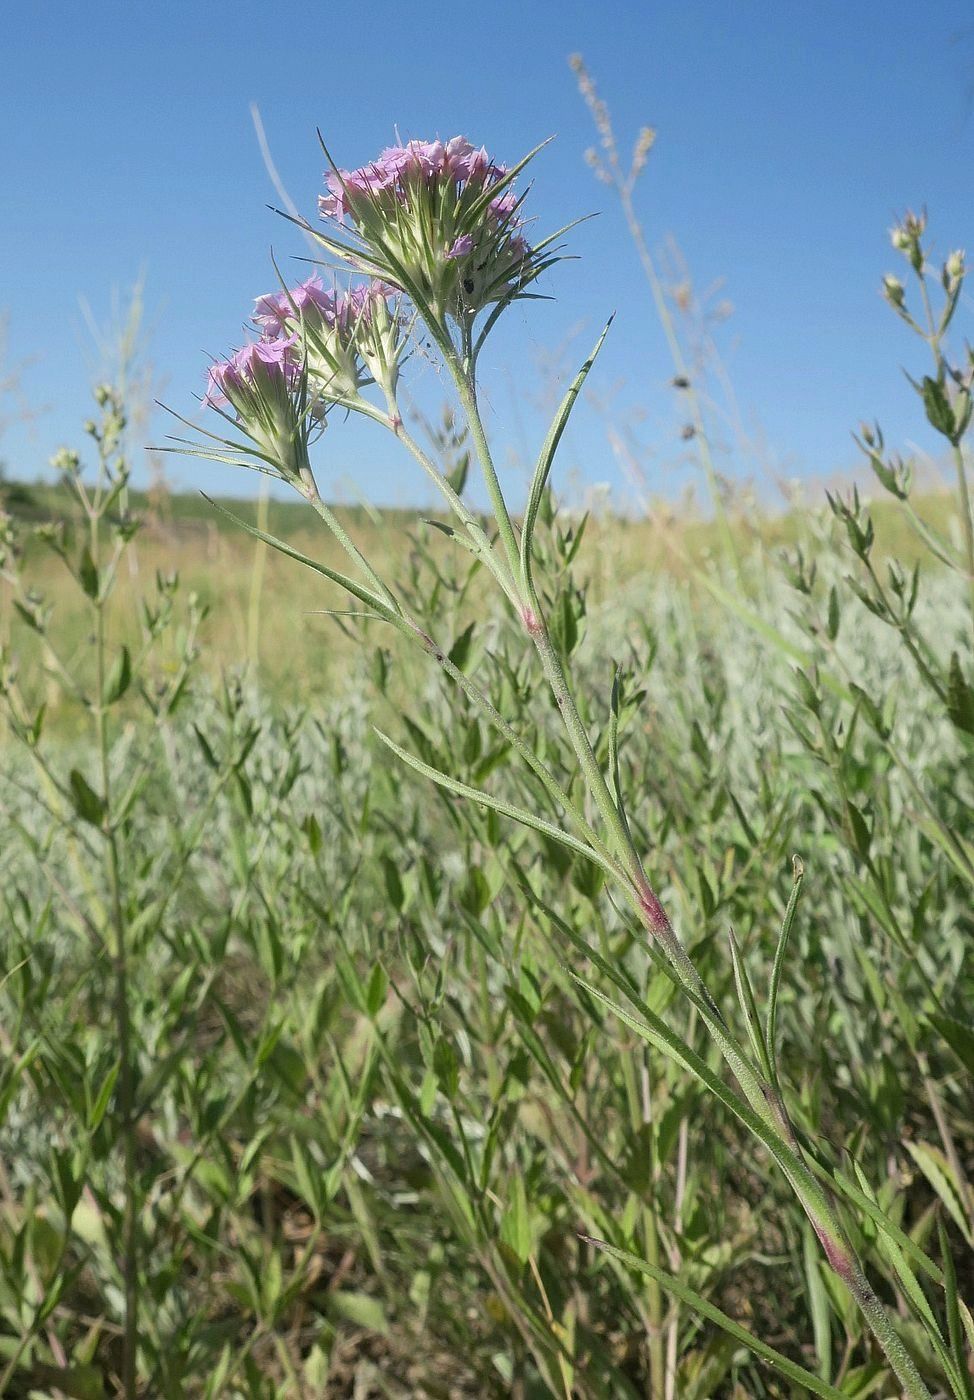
[890,210,926,273]
[882,274,905,308]
[34,521,65,549]
[946,250,968,282]
[51,447,81,474]
[205,339,313,481]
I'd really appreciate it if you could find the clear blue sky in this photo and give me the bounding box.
[2,1,972,510]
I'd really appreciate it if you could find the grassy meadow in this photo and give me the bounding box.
[3,476,960,710]
[1,448,972,1397]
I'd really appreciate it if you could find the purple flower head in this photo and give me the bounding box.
[378,140,451,181]
[313,135,549,329]
[443,137,477,179]
[342,282,376,319]
[319,135,508,228]
[205,336,300,408]
[447,234,475,261]
[489,191,518,224]
[319,162,397,221]
[253,275,337,338]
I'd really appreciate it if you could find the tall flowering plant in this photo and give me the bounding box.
[164,135,963,1400]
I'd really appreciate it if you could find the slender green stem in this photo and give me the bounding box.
[847,1263,935,1400]
[384,407,522,607]
[918,271,974,638]
[531,622,642,878]
[90,497,138,1399]
[438,351,641,872]
[448,357,523,585]
[951,442,974,635]
[302,470,402,614]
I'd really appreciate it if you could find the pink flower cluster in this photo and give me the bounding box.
[205,337,300,408]
[252,273,391,339]
[205,274,397,408]
[319,136,507,222]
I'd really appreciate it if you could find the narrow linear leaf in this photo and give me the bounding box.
[202,495,397,620]
[728,926,772,1079]
[580,1235,849,1399]
[939,1220,974,1400]
[827,1160,942,1284]
[905,1141,974,1245]
[373,729,617,881]
[521,317,613,592]
[803,1220,834,1382]
[765,854,805,1088]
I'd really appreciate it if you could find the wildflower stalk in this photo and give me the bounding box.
[87,433,139,1399]
[917,269,974,636]
[569,54,741,574]
[379,396,523,608]
[300,466,401,614]
[445,348,523,586]
[447,360,935,1400]
[437,349,648,882]
[452,359,731,1014]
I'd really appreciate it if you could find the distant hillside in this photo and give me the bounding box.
[0,477,420,539]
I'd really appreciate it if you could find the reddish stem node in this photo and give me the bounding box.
[636,879,667,936]
[521,605,542,636]
[813,1222,854,1281]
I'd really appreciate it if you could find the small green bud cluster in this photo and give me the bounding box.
[51,446,81,475]
[889,208,926,272]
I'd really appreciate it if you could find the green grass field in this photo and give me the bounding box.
[1,446,972,1395]
[3,473,960,713]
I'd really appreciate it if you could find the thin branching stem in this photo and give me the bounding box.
[89,475,139,1399]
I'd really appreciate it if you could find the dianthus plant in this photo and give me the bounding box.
[166,134,945,1400]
